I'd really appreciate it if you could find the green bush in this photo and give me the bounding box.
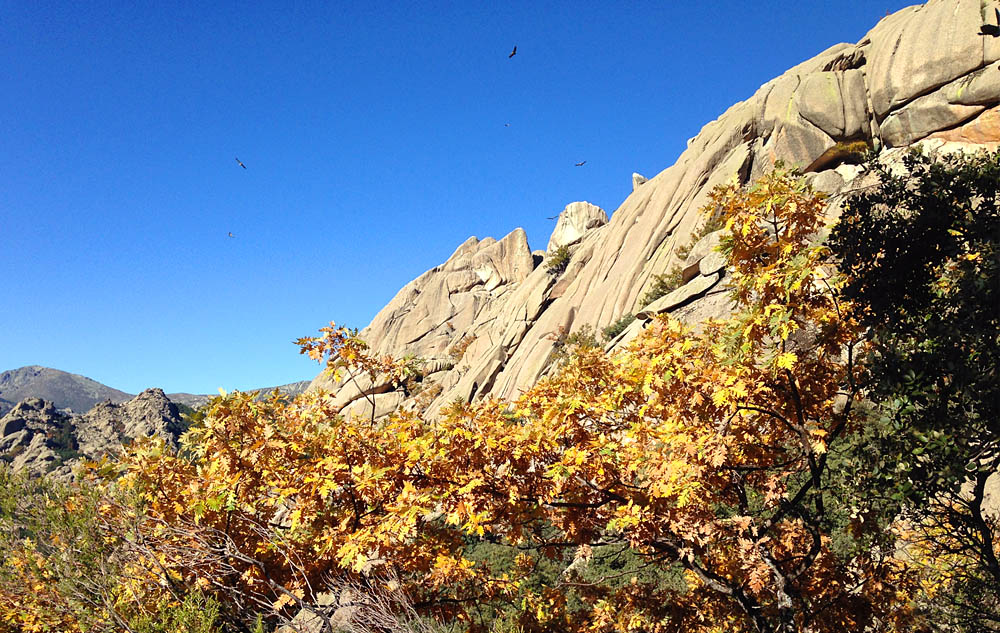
[639,268,683,308]
[0,468,227,632]
[128,591,221,633]
[46,414,82,470]
[602,314,636,341]
[829,147,1000,630]
[544,245,572,276]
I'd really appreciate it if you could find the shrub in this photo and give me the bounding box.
[829,147,1000,629]
[46,415,81,469]
[128,591,221,633]
[831,139,873,160]
[550,324,601,365]
[448,335,475,363]
[601,313,636,342]
[544,245,571,276]
[411,382,443,414]
[807,138,875,171]
[638,208,725,309]
[0,467,224,633]
[639,267,683,308]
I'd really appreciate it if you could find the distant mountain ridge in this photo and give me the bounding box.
[0,366,131,416]
[0,366,310,416]
[165,380,313,409]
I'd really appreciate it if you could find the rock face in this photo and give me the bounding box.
[311,0,1000,418]
[0,398,74,475]
[546,202,609,252]
[0,389,185,477]
[74,389,186,459]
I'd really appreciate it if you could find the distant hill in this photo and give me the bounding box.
[0,366,313,416]
[166,380,313,409]
[0,366,131,416]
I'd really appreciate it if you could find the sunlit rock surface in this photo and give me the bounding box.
[311,0,1000,417]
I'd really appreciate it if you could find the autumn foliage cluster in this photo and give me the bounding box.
[1,150,997,633]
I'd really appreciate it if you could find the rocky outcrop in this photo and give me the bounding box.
[926,104,1000,144]
[74,389,186,459]
[0,389,185,477]
[547,202,609,252]
[310,0,1000,418]
[0,399,74,476]
[308,228,546,416]
[474,228,536,292]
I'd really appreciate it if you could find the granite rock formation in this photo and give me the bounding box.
[546,202,609,252]
[310,0,1000,420]
[0,388,185,477]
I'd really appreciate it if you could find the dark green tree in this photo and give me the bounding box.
[829,147,1000,630]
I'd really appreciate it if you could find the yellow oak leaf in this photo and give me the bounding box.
[775,352,797,370]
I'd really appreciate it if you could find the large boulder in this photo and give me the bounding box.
[865,2,986,117]
[0,398,70,475]
[797,69,869,139]
[546,202,609,252]
[473,228,536,292]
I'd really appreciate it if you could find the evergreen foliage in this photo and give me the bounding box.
[544,245,572,276]
[829,147,1000,630]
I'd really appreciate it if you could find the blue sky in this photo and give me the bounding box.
[1,0,913,395]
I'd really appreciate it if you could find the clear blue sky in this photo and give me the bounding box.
[1,0,913,395]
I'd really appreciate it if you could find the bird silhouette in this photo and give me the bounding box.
[574,161,587,167]
[546,215,560,220]
[980,8,1000,36]
[228,232,235,238]
[504,123,510,127]
[508,45,517,58]
[235,157,247,169]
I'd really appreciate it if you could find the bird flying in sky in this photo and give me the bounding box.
[508,45,517,58]
[575,161,587,166]
[235,157,247,169]
[980,8,1000,36]
[228,232,235,238]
